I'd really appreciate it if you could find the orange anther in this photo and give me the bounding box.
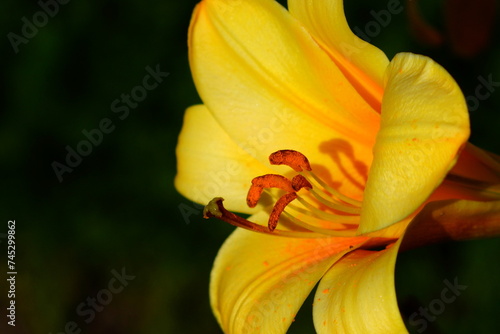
[247,186,264,208]
[251,174,295,191]
[246,174,295,208]
[269,150,312,172]
[291,175,312,191]
[268,192,298,231]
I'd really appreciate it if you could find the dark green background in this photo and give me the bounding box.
[1,0,499,333]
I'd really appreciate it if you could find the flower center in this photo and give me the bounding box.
[204,150,362,238]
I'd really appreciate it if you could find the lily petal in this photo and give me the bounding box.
[360,53,470,233]
[313,240,407,334]
[288,0,389,107]
[189,0,379,198]
[210,225,370,333]
[175,105,273,214]
[401,199,500,251]
[450,143,500,183]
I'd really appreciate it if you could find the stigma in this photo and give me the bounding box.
[203,150,362,238]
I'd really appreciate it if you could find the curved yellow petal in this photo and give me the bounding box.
[175,105,273,214]
[210,226,370,333]
[288,0,389,107]
[360,53,470,234]
[313,240,407,334]
[189,0,379,198]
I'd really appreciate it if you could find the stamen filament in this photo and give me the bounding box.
[282,211,357,237]
[293,197,359,225]
[286,204,358,230]
[309,189,362,215]
[301,170,362,207]
[203,198,329,238]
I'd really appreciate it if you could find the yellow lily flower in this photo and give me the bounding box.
[175,0,500,332]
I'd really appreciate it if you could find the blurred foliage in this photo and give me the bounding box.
[0,0,499,333]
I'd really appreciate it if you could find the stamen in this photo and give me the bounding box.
[302,170,362,207]
[203,198,328,238]
[204,149,365,238]
[268,192,298,231]
[282,212,357,237]
[309,189,362,214]
[247,174,295,208]
[292,197,359,225]
[291,174,312,191]
[269,150,312,172]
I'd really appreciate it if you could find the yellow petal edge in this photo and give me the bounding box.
[313,239,407,334]
[360,53,470,234]
[210,226,370,333]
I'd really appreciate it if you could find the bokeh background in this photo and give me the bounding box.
[1,0,499,333]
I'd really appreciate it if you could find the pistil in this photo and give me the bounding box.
[203,197,327,238]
